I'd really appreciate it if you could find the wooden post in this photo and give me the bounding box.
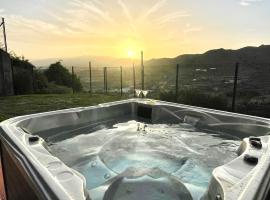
[1,18,7,52]
[232,62,239,112]
[89,61,92,93]
[72,66,75,94]
[133,63,136,97]
[120,66,123,96]
[141,51,144,90]
[175,64,180,101]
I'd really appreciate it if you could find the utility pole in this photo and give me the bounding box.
[1,18,8,52]
[232,62,239,112]
[89,61,92,93]
[141,51,144,90]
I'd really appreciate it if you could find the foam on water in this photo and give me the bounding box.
[47,120,241,200]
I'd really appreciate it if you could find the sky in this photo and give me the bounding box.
[0,0,270,60]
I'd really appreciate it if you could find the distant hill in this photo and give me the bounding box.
[32,45,270,95]
[32,45,270,69]
[32,55,140,68]
[145,45,270,95]
[146,45,270,66]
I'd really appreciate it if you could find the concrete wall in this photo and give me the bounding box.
[0,49,14,96]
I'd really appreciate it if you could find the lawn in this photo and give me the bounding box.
[0,93,126,122]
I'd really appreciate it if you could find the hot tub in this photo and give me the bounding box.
[1,99,270,200]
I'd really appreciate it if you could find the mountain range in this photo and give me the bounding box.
[147,45,270,66]
[32,45,270,69]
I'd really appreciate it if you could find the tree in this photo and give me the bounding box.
[33,69,49,92]
[44,62,82,92]
[11,53,35,95]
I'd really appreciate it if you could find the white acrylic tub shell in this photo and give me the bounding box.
[0,99,270,200]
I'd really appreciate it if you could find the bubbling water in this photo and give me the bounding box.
[47,120,241,200]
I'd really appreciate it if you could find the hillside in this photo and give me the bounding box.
[32,55,140,68]
[32,45,270,69]
[145,45,270,96]
[146,45,270,66]
[31,45,270,96]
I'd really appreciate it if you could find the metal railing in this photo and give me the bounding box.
[70,61,270,118]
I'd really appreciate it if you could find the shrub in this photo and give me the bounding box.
[33,69,49,93]
[37,83,72,94]
[159,89,229,111]
[13,71,33,95]
[44,62,82,92]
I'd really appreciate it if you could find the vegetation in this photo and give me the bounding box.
[11,54,35,95]
[9,56,83,95]
[10,53,33,66]
[13,70,33,94]
[3,46,270,119]
[0,94,125,122]
[159,89,228,111]
[33,69,49,93]
[44,61,83,92]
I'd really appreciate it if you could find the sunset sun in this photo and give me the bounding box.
[127,50,134,58]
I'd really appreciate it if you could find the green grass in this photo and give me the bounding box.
[0,93,125,122]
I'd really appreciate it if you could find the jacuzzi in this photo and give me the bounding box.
[1,99,270,200]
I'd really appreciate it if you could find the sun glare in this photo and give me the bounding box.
[127,50,134,58]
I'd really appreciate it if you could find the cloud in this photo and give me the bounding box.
[70,0,115,24]
[156,11,190,25]
[7,15,62,35]
[183,24,202,34]
[117,0,139,35]
[239,0,263,6]
[91,0,105,7]
[117,0,133,21]
[45,0,118,35]
[0,8,4,13]
[140,0,167,21]
[2,0,202,59]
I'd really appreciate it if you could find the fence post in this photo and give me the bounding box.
[1,18,8,52]
[141,51,144,90]
[175,64,179,101]
[103,67,106,93]
[106,67,108,93]
[10,60,15,95]
[232,62,239,112]
[31,66,34,93]
[133,63,136,97]
[120,66,123,96]
[72,66,75,94]
[89,61,92,93]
